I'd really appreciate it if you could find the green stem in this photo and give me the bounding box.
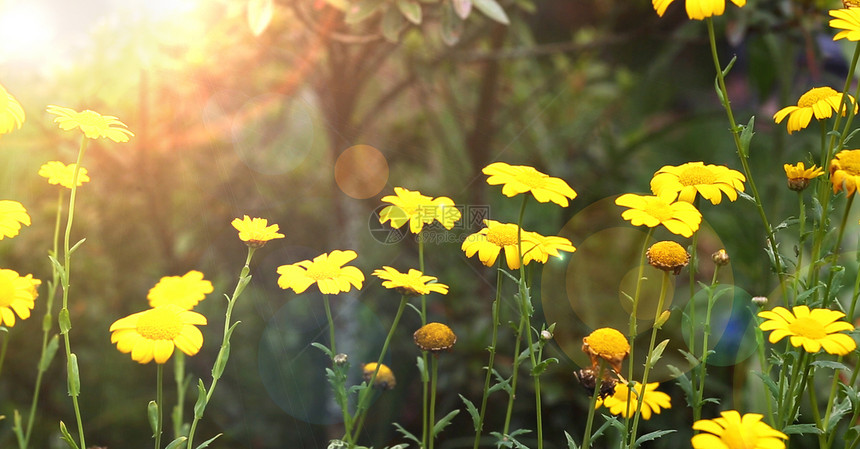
[706,17,787,302]
[20,191,65,449]
[417,233,430,449]
[429,355,439,449]
[472,259,505,449]
[794,192,806,307]
[821,195,854,308]
[751,308,775,426]
[0,332,9,378]
[628,270,670,449]
[501,313,525,436]
[172,352,187,439]
[625,228,654,427]
[186,247,256,449]
[60,135,90,449]
[349,295,409,444]
[155,364,164,449]
[692,265,721,422]
[581,360,606,449]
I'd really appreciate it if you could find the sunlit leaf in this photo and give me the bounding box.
[397,0,422,24]
[473,0,509,24]
[452,0,472,18]
[247,0,274,37]
[382,6,407,43]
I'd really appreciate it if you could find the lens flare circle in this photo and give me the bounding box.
[335,145,389,199]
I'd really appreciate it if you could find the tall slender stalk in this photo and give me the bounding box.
[472,259,505,449]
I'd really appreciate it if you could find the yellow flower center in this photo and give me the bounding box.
[305,262,338,281]
[798,87,837,108]
[584,328,630,357]
[486,225,519,247]
[788,317,827,339]
[720,421,754,449]
[648,241,687,265]
[136,308,183,340]
[0,277,13,307]
[677,166,716,186]
[414,322,457,351]
[836,150,860,175]
[516,169,547,188]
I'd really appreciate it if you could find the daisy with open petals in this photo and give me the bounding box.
[652,0,745,20]
[379,187,460,234]
[650,162,746,205]
[595,382,671,420]
[0,269,40,328]
[773,87,856,134]
[758,305,856,355]
[0,200,31,240]
[461,220,538,270]
[0,83,24,136]
[147,270,214,310]
[692,411,787,449]
[46,105,134,142]
[232,215,285,248]
[521,232,576,265]
[483,162,577,207]
[615,192,702,238]
[109,304,207,364]
[39,161,90,189]
[830,149,860,196]
[373,267,448,296]
[831,8,860,42]
[276,250,364,294]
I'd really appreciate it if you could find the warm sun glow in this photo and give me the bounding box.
[0,4,56,63]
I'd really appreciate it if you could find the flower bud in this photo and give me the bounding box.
[752,296,768,308]
[711,249,730,266]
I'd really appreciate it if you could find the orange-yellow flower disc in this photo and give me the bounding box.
[651,162,746,205]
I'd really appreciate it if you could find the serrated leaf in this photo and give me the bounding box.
[634,429,675,447]
[194,433,222,449]
[381,6,406,42]
[393,422,421,445]
[488,369,512,394]
[452,0,472,18]
[811,360,849,371]
[459,394,481,431]
[472,0,509,24]
[531,357,558,376]
[828,397,853,429]
[432,409,460,436]
[564,431,579,449]
[783,423,823,435]
[397,0,422,24]
[165,437,188,449]
[346,0,386,24]
[667,365,694,407]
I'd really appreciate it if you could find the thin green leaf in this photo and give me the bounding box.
[564,431,579,449]
[393,422,421,445]
[148,401,159,435]
[396,0,422,24]
[194,433,222,449]
[432,409,460,437]
[472,0,509,24]
[59,421,80,449]
[634,429,676,447]
[165,437,188,449]
[459,394,481,431]
[783,423,822,435]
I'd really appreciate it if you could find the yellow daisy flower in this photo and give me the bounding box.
[652,0,745,20]
[147,270,214,310]
[522,232,576,265]
[647,241,691,275]
[482,162,577,207]
[38,161,90,189]
[414,322,457,352]
[773,87,856,134]
[362,362,396,390]
[830,149,860,196]
[46,105,134,142]
[831,8,860,41]
[650,162,746,205]
[372,266,449,296]
[595,382,671,420]
[758,305,856,355]
[0,200,31,240]
[379,187,460,234]
[109,304,207,364]
[692,411,787,449]
[0,269,40,328]
[461,220,569,270]
[784,162,824,192]
[0,83,24,136]
[615,192,702,238]
[276,250,364,295]
[582,327,630,375]
[231,215,285,248]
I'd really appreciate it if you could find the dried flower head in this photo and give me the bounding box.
[582,327,630,375]
[647,241,690,274]
[414,322,457,352]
